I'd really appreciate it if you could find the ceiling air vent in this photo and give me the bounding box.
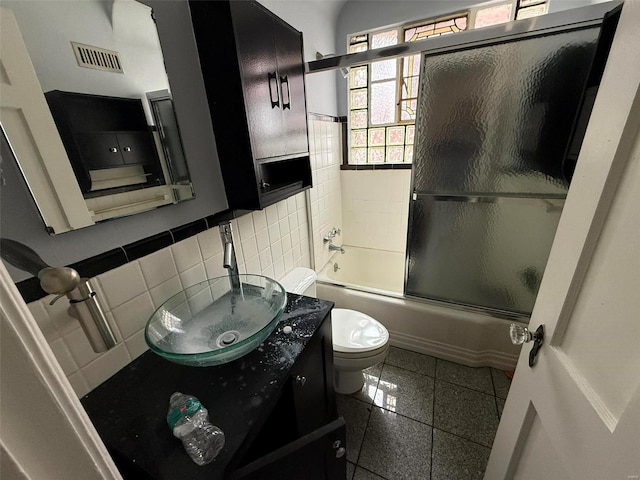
[71,42,124,74]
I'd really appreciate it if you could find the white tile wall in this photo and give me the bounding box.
[308,118,344,270]
[341,169,412,253]
[27,195,312,398]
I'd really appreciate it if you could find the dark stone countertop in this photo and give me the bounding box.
[81,293,333,480]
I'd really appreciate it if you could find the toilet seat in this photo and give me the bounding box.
[333,342,388,360]
[331,309,389,354]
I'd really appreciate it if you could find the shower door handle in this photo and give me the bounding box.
[510,324,544,368]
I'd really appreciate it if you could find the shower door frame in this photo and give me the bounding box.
[402,3,620,320]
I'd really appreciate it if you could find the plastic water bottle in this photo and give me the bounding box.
[167,392,225,466]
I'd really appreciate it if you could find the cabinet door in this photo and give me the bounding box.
[76,132,123,170]
[231,418,347,480]
[117,132,158,166]
[230,1,284,160]
[290,317,334,435]
[273,18,309,157]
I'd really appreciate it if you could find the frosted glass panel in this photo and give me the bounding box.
[474,4,513,28]
[349,67,367,89]
[406,198,563,314]
[371,81,396,125]
[371,59,397,81]
[371,29,398,48]
[413,28,599,195]
[350,89,367,109]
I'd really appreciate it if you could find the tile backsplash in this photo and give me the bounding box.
[27,194,311,397]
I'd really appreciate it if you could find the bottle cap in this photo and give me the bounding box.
[167,397,202,430]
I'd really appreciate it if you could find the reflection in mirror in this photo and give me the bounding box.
[0,0,193,234]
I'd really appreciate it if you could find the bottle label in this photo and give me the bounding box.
[167,398,202,430]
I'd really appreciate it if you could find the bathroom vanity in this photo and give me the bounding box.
[81,294,345,480]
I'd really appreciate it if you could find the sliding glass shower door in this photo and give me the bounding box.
[405,27,601,316]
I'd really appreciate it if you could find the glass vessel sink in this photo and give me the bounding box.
[145,275,287,366]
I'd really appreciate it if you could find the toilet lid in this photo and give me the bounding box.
[331,309,389,354]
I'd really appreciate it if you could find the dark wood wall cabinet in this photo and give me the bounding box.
[45,90,164,196]
[189,0,312,211]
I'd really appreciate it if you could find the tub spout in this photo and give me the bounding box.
[329,243,346,254]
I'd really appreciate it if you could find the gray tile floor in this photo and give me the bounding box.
[338,347,512,480]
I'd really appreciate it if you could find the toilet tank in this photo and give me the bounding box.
[279,267,317,297]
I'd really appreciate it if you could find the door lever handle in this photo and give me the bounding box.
[510,324,544,368]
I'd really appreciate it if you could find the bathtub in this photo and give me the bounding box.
[317,246,522,371]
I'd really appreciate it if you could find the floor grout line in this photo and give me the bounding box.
[352,364,383,469]
[382,361,500,398]
[343,353,503,478]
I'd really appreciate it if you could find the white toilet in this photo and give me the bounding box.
[280,267,390,394]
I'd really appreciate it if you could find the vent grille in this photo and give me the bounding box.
[71,42,124,74]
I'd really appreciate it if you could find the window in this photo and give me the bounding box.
[346,0,548,166]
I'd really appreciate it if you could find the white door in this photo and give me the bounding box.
[0,7,92,233]
[485,2,640,479]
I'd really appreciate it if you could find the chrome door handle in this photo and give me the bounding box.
[268,72,280,108]
[280,75,290,110]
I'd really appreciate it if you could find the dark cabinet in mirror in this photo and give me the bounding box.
[0,0,194,234]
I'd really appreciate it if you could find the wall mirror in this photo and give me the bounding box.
[0,0,194,235]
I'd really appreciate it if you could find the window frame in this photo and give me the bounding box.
[344,0,550,167]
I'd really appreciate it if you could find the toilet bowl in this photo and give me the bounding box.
[280,268,389,394]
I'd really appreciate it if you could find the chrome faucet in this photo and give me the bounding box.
[328,243,345,254]
[219,222,241,291]
[323,227,342,243]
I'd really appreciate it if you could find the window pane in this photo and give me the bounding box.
[517,3,548,19]
[405,23,433,42]
[370,81,396,125]
[401,76,420,100]
[351,130,367,147]
[400,99,418,121]
[371,29,398,49]
[404,146,414,163]
[455,17,468,30]
[368,128,385,146]
[368,147,385,163]
[403,54,421,78]
[351,148,368,164]
[475,4,513,28]
[350,89,368,109]
[371,59,397,81]
[349,43,368,53]
[350,110,368,128]
[350,34,368,44]
[349,66,367,89]
[386,146,404,163]
[387,126,405,145]
[404,14,468,42]
[406,125,415,145]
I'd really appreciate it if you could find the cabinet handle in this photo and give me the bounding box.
[268,72,280,109]
[295,375,306,386]
[109,147,118,153]
[280,75,290,110]
[123,146,131,152]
